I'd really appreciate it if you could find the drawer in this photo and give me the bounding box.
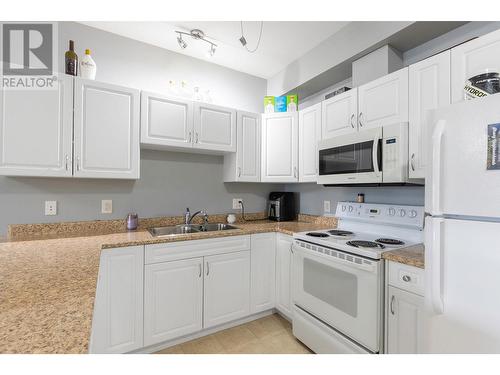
[145,235,251,264]
[388,261,425,296]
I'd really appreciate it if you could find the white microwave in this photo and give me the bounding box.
[317,123,412,185]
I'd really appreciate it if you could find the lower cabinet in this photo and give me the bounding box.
[204,251,251,328]
[276,234,293,319]
[144,257,203,346]
[386,286,425,353]
[250,233,276,313]
[90,245,144,354]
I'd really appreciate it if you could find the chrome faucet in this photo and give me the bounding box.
[184,207,209,225]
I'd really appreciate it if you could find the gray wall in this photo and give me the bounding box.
[0,22,272,235]
[0,151,279,233]
[285,184,425,215]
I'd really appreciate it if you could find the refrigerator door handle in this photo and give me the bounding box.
[431,120,446,216]
[427,217,444,315]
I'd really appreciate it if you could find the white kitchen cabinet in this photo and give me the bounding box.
[299,103,322,183]
[261,112,299,183]
[276,233,293,319]
[193,102,236,153]
[358,67,409,129]
[203,251,251,329]
[144,257,203,346]
[250,233,276,313]
[140,91,194,150]
[223,111,261,182]
[90,245,144,354]
[409,50,450,179]
[386,285,425,354]
[451,28,500,103]
[0,74,73,177]
[73,78,140,179]
[321,88,358,139]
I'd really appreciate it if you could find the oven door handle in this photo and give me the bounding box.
[372,130,381,179]
[292,244,378,274]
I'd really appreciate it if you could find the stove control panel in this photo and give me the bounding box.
[336,202,424,229]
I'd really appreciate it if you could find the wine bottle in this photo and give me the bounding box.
[65,40,78,76]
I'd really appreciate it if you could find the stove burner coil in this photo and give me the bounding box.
[327,230,354,237]
[375,238,405,245]
[306,232,329,238]
[346,240,385,249]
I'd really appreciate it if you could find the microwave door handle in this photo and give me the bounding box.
[372,132,381,178]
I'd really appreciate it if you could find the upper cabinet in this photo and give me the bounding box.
[321,88,358,139]
[261,112,299,183]
[193,103,236,152]
[0,74,74,177]
[409,50,451,179]
[299,103,322,182]
[451,28,500,103]
[140,92,194,149]
[223,111,261,182]
[73,78,140,179]
[140,93,236,154]
[358,67,409,129]
[0,76,140,179]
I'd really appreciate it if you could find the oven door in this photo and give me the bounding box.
[292,241,383,352]
[317,127,382,185]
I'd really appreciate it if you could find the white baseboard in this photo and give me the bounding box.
[131,309,275,354]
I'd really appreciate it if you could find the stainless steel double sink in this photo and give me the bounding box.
[148,223,238,237]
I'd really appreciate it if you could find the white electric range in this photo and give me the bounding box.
[291,201,424,354]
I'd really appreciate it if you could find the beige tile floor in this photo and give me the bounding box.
[155,313,313,354]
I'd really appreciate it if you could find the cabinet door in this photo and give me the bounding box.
[204,251,250,329]
[140,91,194,149]
[193,102,236,152]
[250,233,276,313]
[90,245,144,353]
[276,234,293,319]
[261,112,299,183]
[386,286,425,354]
[358,67,409,129]
[144,258,203,346]
[73,78,140,179]
[299,103,322,182]
[237,111,261,182]
[321,88,358,139]
[0,74,73,177]
[451,28,500,103]
[409,51,450,179]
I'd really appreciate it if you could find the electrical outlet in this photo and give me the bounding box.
[232,198,242,210]
[101,200,113,214]
[45,201,57,216]
[323,200,331,213]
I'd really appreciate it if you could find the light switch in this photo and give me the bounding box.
[45,201,57,216]
[101,200,113,214]
[324,200,331,213]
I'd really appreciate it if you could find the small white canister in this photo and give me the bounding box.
[227,214,236,224]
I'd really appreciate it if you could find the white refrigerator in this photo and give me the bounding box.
[423,94,500,353]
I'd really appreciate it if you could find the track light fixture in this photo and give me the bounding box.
[175,29,217,57]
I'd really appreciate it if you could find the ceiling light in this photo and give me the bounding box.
[239,36,247,47]
[175,29,217,56]
[239,21,264,53]
[177,34,187,49]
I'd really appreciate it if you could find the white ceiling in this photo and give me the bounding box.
[80,21,350,79]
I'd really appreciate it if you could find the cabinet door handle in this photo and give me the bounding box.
[188,131,192,143]
[65,155,69,171]
[76,157,80,171]
[390,295,395,315]
[402,275,411,282]
[411,153,416,171]
[237,167,241,177]
[198,263,202,278]
[359,112,363,127]
[350,113,355,128]
[195,132,199,143]
[206,262,209,276]
[294,167,298,178]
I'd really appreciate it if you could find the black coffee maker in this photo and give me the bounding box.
[268,192,296,221]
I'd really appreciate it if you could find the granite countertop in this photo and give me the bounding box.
[382,244,425,269]
[0,216,335,354]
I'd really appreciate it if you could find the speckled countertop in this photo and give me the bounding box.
[0,216,335,354]
[382,244,425,269]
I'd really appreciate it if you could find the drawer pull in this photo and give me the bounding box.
[402,275,411,282]
[390,295,395,315]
